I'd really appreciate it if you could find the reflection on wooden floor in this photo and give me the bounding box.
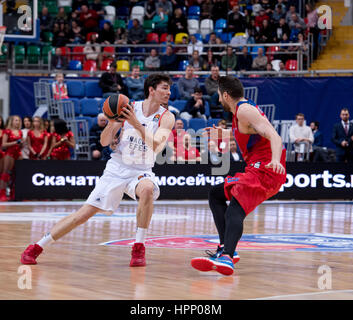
[0,200,353,300]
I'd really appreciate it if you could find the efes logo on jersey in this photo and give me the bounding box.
[138,173,151,180]
[153,114,161,122]
[101,233,353,252]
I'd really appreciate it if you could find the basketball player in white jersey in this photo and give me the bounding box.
[21,74,175,267]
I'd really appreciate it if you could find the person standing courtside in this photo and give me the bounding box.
[332,108,353,162]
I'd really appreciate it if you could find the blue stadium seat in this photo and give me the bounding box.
[67,81,85,98]
[204,100,210,118]
[215,19,227,33]
[80,98,99,116]
[207,118,222,128]
[98,98,105,113]
[219,32,233,43]
[127,20,134,29]
[193,33,203,42]
[76,116,95,130]
[116,6,129,19]
[178,60,189,71]
[67,98,81,116]
[99,19,111,29]
[68,60,82,71]
[251,46,266,56]
[170,83,180,101]
[188,118,207,132]
[85,81,103,98]
[188,6,200,19]
[181,119,188,129]
[170,100,187,112]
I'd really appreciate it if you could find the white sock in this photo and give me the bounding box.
[36,232,54,248]
[135,228,147,244]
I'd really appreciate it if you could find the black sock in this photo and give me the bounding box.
[223,197,246,258]
[208,183,228,245]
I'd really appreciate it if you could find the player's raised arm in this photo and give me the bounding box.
[100,119,122,147]
[237,104,285,174]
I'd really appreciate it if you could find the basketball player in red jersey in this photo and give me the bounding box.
[191,76,286,276]
[20,75,175,267]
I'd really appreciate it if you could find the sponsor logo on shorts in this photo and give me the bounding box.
[101,233,353,252]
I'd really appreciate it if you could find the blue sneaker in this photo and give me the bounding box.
[205,245,240,265]
[191,254,234,276]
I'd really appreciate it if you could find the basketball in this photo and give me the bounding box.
[102,94,130,121]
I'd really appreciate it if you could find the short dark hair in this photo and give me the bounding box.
[341,107,349,112]
[296,113,305,119]
[218,76,244,100]
[144,74,172,98]
[194,87,203,94]
[312,121,319,128]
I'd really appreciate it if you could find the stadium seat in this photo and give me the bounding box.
[231,33,247,46]
[116,6,129,20]
[114,19,126,30]
[80,98,100,116]
[103,46,115,56]
[76,116,95,131]
[86,32,99,42]
[85,81,103,98]
[219,32,233,43]
[72,46,85,63]
[175,32,189,44]
[170,83,180,101]
[131,6,144,24]
[271,59,282,71]
[68,60,82,70]
[43,31,53,43]
[0,44,8,64]
[200,19,214,38]
[104,5,116,23]
[42,45,55,65]
[83,60,97,72]
[67,81,85,98]
[67,98,81,115]
[189,118,207,132]
[285,59,297,71]
[188,6,200,19]
[100,59,113,71]
[146,32,159,43]
[170,100,187,112]
[193,33,203,42]
[178,60,189,71]
[59,46,71,58]
[131,60,144,71]
[27,45,41,65]
[99,19,112,29]
[268,46,280,61]
[251,46,266,57]
[116,60,130,71]
[14,45,25,64]
[215,19,227,33]
[127,20,134,29]
[188,19,200,35]
[207,119,222,128]
[143,20,155,33]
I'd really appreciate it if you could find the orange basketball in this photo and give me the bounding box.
[102,94,130,121]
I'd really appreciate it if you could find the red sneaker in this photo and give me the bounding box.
[130,243,146,267]
[20,244,43,265]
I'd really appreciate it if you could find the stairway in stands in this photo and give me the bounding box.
[310,0,352,70]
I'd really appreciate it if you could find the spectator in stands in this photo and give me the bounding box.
[201,0,213,19]
[172,133,201,162]
[125,65,145,101]
[272,4,285,24]
[255,9,270,29]
[99,22,115,44]
[203,49,220,71]
[187,35,204,56]
[84,33,102,66]
[168,7,188,36]
[145,0,157,20]
[115,27,128,45]
[276,0,287,14]
[55,7,69,24]
[310,121,329,162]
[290,32,308,55]
[99,61,126,98]
[51,48,68,71]
[274,17,290,42]
[188,50,204,71]
[39,7,53,42]
[176,36,190,62]
[221,47,237,71]
[145,49,161,71]
[229,138,242,162]
[167,119,186,159]
[177,65,200,100]
[306,3,319,60]
[332,108,353,162]
[153,7,169,33]
[68,20,85,44]
[212,0,228,22]
[47,119,75,160]
[278,60,286,73]
[208,33,218,53]
[72,0,89,13]
[160,45,178,71]
[52,73,69,100]
[21,116,32,160]
[289,13,306,37]
[127,19,146,44]
[265,62,275,77]
[79,4,99,35]
[257,19,274,43]
[156,0,173,16]
[289,113,314,162]
[205,65,220,109]
[237,46,253,71]
[91,0,105,16]
[52,21,69,47]
[214,119,230,154]
[180,87,207,121]
[207,140,222,165]
[261,0,273,16]
[90,113,108,160]
[0,115,24,201]
[285,5,298,24]
[228,5,246,34]
[252,47,267,70]
[252,0,263,17]
[27,116,49,160]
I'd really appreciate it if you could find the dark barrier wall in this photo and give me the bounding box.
[9,76,353,149]
[15,161,353,200]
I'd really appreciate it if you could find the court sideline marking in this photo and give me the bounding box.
[251,289,353,300]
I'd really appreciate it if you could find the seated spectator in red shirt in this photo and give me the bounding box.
[167,119,186,156]
[255,9,269,28]
[27,116,49,160]
[79,4,99,35]
[172,133,201,162]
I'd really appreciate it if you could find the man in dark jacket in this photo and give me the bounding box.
[332,108,353,162]
[99,61,127,98]
[236,46,253,71]
[180,87,207,121]
[160,45,178,71]
[127,19,146,44]
[90,113,108,160]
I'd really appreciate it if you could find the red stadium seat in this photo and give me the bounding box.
[103,46,115,54]
[285,59,297,71]
[59,46,71,58]
[100,59,113,71]
[146,32,159,43]
[72,46,85,63]
[267,46,279,61]
[159,33,173,43]
[86,32,99,42]
[83,60,97,72]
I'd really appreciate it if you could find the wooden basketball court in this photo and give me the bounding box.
[1,200,353,300]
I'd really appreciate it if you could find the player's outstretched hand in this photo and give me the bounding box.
[265,160,286,175]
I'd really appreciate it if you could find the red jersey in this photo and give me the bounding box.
[28,130,49,159]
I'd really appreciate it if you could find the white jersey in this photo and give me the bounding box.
[106,100,168,172]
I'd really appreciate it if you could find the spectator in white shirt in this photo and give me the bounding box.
[289,113,314,161]
[187,34,204,56]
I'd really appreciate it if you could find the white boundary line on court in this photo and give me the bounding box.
[250,289,353,300]
[2,200,353,206]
